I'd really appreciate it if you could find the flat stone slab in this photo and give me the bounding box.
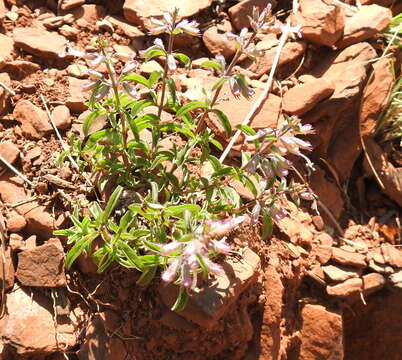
[159,248,260,327]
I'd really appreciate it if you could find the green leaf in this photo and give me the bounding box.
[201,60,222,71]
[212,167,235,178]
[117,240,144,271]
[211,109,232,137]
[262,211,273,240]
[65,233,98,269]
[101,186,123,224]
[176,101,207,118]
[165,204,201,217]
[171,287,189,312]
[166,77,177,104]
[208,155,222,171]
[174,53,191,67]
[212,77,227,91]
[121,73,150,88]
[195,253,209,277]
[149,71,161,87]
[142,48,166,61]
[237,124,256,136]
[136,266,157,285]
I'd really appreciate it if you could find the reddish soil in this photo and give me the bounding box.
[0,0,401,359]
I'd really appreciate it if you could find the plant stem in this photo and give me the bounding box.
[158,29,176,119]
[195,33,257,134]
[102,49,130,167]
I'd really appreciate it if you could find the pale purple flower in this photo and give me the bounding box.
[160,241,182,255]
[251,201,261,225]
[212,240,231,254]
[162,258,180,283]
[87,69,103,80]
[122,82,137,98]
[175,19,200,36]
[149,17,167,35]
[269,206,287,221]
[279,23,302,38]
[280,137,300,154]
[245,155,260,174]
[182,263,192,288]
[205,216,246,237]
[205,259,224,275]
[183,241,199,257]
[245,128,274,142]
[91,54,106,67]
[293,137,312,151]
[122,61,139,74]
[114,52,132,61]
[298,123,315,134]
[261,159,275,178]
[187,254,199,270]
[299,191,315,201]
[94,85,110,100]
[167,54,177,70]
[81,80,100,91]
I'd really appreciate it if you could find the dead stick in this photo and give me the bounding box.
[219,23,290,163]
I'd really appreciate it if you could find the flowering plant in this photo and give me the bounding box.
[55,5,315,310]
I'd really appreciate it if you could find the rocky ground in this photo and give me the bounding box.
[0,0,401,359]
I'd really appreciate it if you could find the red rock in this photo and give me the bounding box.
[0,172,29,205]
[362,273,385,295]
[158,248,260,327]
[381,245,402,268]
[3,60,41,78]
[292,0,344,47]
[0,285,78,355]
[13,27,67,59]
[16,240,65,287]
[0,72,11,114]
[0,141,19,169]
[245,41,306,78]
[52,105,71,130]
[23,206,55,239]
[360,58,394,138]
[65,77,90,113]
[283,78,334,116]
[67,4,106,27]
[0,0,5,23]
[202,21,236,60]
[77,314,127,360]
[337,5,392,48]
[13,100,52,140]
[60,0,85,11]
[229,0,276,31]
[327,277,363,297]
[331,247,367,268]
[0,33,14,62]
[206,82,282,143]
[305,42,376,182]
[309,167,344,219]
[6,212,27,232]
[300,304,343,359]
[106,16,145,38]
[0,247,15,290]
[315,246,332,264]
[123,0,212,29]
[363,138,402,207]
[316,233,334,246]
[322,264,360,282]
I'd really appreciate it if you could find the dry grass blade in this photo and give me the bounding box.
[0,154,34,187]
[0,213,7,319]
